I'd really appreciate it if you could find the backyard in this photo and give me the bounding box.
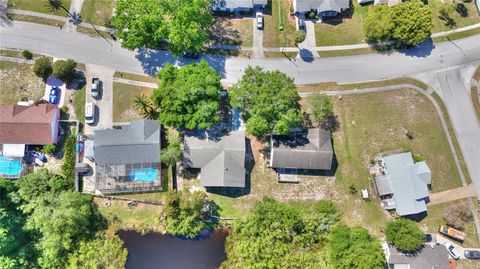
[80,0,115,27]
[112,82,153,123]
[210,18,253,47]
[263,0,297,47]
[8,0,72,16]
[0,61,45,105]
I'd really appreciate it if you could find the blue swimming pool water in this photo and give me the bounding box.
[0,156,22,176]
[128,168,158,182]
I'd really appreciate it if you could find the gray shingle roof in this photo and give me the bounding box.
[270,128,333,170]
[93,120,161,166]
[294,0,350,13]
[183,130,246,187]
[376,152,431,216]
[388,245,450,269]
[212,0,267,9]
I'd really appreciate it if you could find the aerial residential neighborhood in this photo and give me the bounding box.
[1,0,480,268]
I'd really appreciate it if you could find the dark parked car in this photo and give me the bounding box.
[424,233,433,242]
[464,249,480,259]
[182,50,200,58]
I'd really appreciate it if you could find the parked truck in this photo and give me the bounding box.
[91,78,100,99]
[439,225,466,242]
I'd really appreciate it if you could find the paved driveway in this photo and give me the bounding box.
[84,64,114,134]
[297,20,319,60]
[252,8,264,58]
[435,69,480,201]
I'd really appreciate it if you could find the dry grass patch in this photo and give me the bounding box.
[112,82,153,123]
[0,61,45,105]
[210,18,253,46]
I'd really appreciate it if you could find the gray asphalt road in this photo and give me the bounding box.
[435,69,480,201]
[2,22,480,84]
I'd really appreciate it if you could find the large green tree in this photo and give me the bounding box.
[33,57,53,81]
[364,4,393,44]
[25,191,99,268]
[386,218,424,251]
[328,225,385,269]
[364,0,433,46]
[112,0,212,54]
[152,60,221,129]
[224,198,339,268]
[52,59,77,83]
[229,66,302,137]
[66,234,128,269]
[391,0,433,46]
[307,93,332,124]
[163,190,211,238]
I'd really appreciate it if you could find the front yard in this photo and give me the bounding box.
[80,0,115,27]
[8,0,72,16]
[263,0,297,47]
[112,82,153,123]
[0,61,45,105]
[315,1,369,46]
[210,18,253,47]
[429,0,480,33]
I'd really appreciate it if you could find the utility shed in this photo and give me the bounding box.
[270,128,333,171]
[183,130,246,188]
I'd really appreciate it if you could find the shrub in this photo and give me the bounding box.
[412,154,425,163]
[41,144,56,155]
[295,30,306,44]
[308,11,316,19]
[307,93,332,124]
[61,135,76,181]
[386,219,424,251]
[443,203,473,230]
[33,57,52,80]
[53,59,77,83]
[21,50,33,60]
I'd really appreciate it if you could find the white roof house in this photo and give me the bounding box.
[374,152,431,217]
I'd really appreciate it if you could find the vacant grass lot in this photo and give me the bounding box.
[112,82,153,123]
[429,0,480,33]
[210,18,253,46]
[422,199,479,247]
[80,0,114,27]
[8,0,71,16]
[0,61,45,105]
[263,0,297,47]
[315,2,369,46]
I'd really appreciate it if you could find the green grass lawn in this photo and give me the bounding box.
[8,0,71,16]
[473,66,480,122]
[315,2,369,46]
[72,85,85,122]
[422,199,479,248]
[263,0,297,47]
[429,0,480,33]
[0,61,45,105]
[112,82,153,123]
[113,71,159,84]
[80,0,114,27]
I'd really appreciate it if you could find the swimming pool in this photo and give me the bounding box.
[128,168,158,182]
[0,156,22,177]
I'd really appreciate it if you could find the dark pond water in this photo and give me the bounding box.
[118,230,228,269]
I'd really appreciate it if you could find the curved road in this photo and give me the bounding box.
[1,21,480,84]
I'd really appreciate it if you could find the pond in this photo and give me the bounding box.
[118,229,228,269]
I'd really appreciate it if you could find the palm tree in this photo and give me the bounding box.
[46,0,112,46]
[134,93,159,120]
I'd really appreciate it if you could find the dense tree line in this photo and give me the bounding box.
[0,169,127,269]
[112,0,213,54]
[223,197,385,269]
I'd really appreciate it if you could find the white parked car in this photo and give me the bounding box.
[85,102,96,125]
[445,243,460,260]
[256,12,263,29]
